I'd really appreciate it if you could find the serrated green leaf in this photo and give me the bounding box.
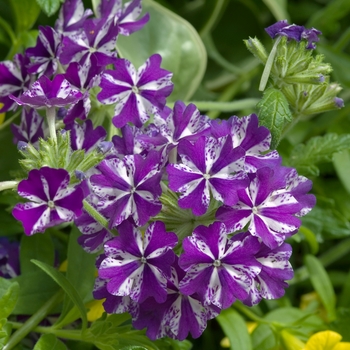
[0,278,19,319]
[20,232,55,275]
[34,334,67,350]
[35,0,61,17]
[304,254,336,322]
[257,87,292,149]
[117,0,206,101]
[217,307,252,350]
[289,133,350,176]
[31,259,88,331]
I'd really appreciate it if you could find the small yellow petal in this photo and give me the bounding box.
[304,331,342,350]
[281,330,305,350]
[86,299,105,322]
[0,103,5,125]
[220,336,230,348]
[333,342,350,350]
[247,322,258,334]
[59,259,68,272]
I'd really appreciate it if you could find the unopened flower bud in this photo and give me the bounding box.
[244,37,268,63]
[17,141,28,151]
[57,107,68,119]
[97,141,113,154]
[75,170,87,181]
[334,97,344,108]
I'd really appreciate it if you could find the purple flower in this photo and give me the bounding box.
[12,167,84,235]
[55,0,93,34]
[0,238,20,278]
[0,54,31,112]
[96,0,150,36]
[265,20,304,41]
[59,17,119,67]
[243,239,293,306]
[302,28,322,49]
[90,151,162,227]
[11,108,45,147]
[210,114,280,172]
[26,26,62,77]
[178,222,261,309]
[65,119,107,153]
[167,136,248,216]
[10,74,83,109]
[133,257,220,341]
[97,55,173,128]
[216,167,314,249]
[98,220,178,303]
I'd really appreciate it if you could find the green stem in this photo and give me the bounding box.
[199,0,226,38]
[4,290,64,350]
[0,16,16,44]
[233,302,268,324]
[290,238,350,285]
[46,106,57,144]
[280,112,303,140]
[0,110,21,131]
[9,322,83,342]
[259,36,282,92]
[83,199,109,229]
[0,180,18,192]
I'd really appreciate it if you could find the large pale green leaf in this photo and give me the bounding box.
[305,254,336,322]
[117,0,206,101]
[217,307,252,350]
[34,334,67,350]
[8,0,40,33]
[0,277,19,319]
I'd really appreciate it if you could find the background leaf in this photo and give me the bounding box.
[117,0,207,101]
[34,334,67,350]
[0,277,19,318]
[8,0,40,33]
[35,0,61,17]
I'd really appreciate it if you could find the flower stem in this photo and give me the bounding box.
[83,199,109,229]
[0,109,21,131]
[4,290,64,350]
[232,302,268,324]
[46,106,57,144]
[0,180,18,192]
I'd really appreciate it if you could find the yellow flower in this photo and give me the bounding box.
[0,103,5,125]
[304,331,350,350]
[86,299,105,322]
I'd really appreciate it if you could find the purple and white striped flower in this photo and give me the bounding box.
[9,74,83,109]
[11,108,45,147]
[167,136,248,216]
[210,114,280,172]
[243,239,294,306]
[90,151,162,227]
[98,220,178,303]
[12,167,84,236]
[216,166,312,249]
[133,257,220,341]
[179,222,261,309]
[0,54,31,112]
[96,0,150,36]
[97,55,173,128]
[26,26,62,77]
[59,17,119,67]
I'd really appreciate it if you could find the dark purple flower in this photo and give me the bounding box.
[11,108,45,147]
[26,26,62,77]
[59,17,119,67]
[216,167,313,249]
[98,220,178,303]
[179,222,261,309]
[0,238,20,278]
[97,55,173,128]
[12,167,84,235]
[97,0,150,36]
[10,74,83,109]
[133,257,220,341]
[241,236,293,306]
[65,119,107,153]
[167,136,248,216]
[301,28,322,49]
[265,20,304,41]
[112,124,146,157]
[210,114,281,172]
[0,54,31,112]
[90,151,162,227]
[55,0,93,34]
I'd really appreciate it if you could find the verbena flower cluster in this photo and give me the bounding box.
[1,0,319,341]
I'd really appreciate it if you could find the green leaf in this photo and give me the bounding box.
[329,308,350,342]
[262,0,290,21]
[9,0,40,33]
[0,277,19,319]
[257,87,292,149]
[216,308,252,350]
[338,269,350,308]
[0,318,12,347]
[304,254,336,322]
[298,226,319,255]
[288,133,350,176]
[333,151,350,194]
[57,226,96,327]
[13,270,59,315]
[117,0,206,101]
[20,232,55,275]
[35,0,61,17]
[251,324,276,350]
[31,259,88,331]
[34,334,67,350]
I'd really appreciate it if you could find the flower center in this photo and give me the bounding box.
[140,256,147,264]
[213,259,221,267]
[203,173,211,180]
[130,187,136,194]
[47,200,55,209]
[132,85,139,94]
[252,206,259,215]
